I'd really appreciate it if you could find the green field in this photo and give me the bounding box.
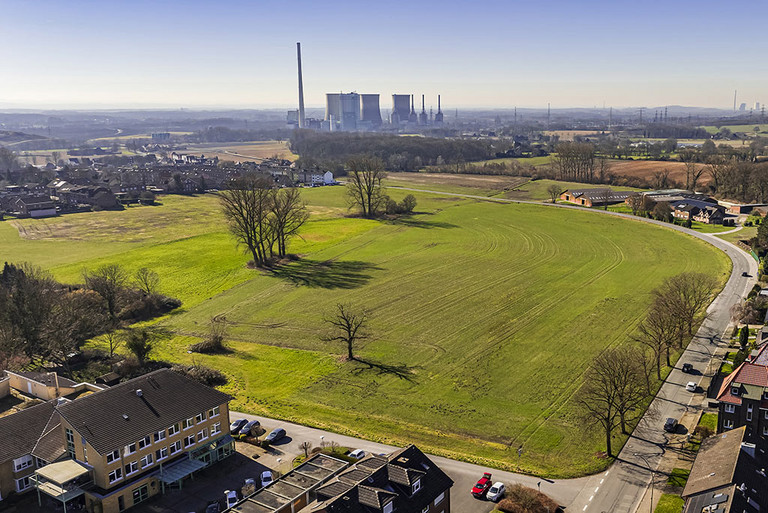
[1,185,730,478]
[700,124,768,135]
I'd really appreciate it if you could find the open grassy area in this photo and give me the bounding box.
[666,468,690,487]
[700,124,768,135]
[698,412,718,432]
[716,225,756,246]
[182,141,297,162]
[655,494,685,513]
[3,184,729,478]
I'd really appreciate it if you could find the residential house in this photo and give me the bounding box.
[7,195,57,218]
[682,426,768,513]
[559,189,632,207]
[298,445,454,513]
[716,344,768,442]
[671,199,726,224]
[0,401,65,502]
[4,371,82,400]
[294,170,334,186]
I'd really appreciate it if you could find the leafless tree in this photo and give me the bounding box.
[269,187,309,258]
[651,169,670,189]
[553,142,596,182]
[655,272,718,344]
[577,352,620,456]
[546,184,562,203]
[84,264,128,322]
[322,304,369,361]
[680,154,705,191]
[299,441,312,457]
[134,267,160,296]
[626,193,643,215]
[219,175,275,267]
[596,156,612,183]
[346,156,387,218]
[634,300,677,378]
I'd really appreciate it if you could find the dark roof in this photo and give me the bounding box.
[683,485,735,513]
[0,401,56,463]
[31,411,66,463]
[16,371,78,388]
[671,199,724,211]
[564,188,632,201]
[56,368,232,455]
[684,428,746,497]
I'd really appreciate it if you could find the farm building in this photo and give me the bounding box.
[717,201,768,215]
[670,199,726,224]
[559,188,632,207]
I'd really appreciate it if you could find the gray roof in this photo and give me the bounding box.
[0,401,57,463]
[684,428,746,497]
[16,371,78,388]
[56,368,232,455]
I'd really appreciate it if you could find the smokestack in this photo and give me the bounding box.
[421,94,425,113]
[297,42,305,128]
[438,95,441,112]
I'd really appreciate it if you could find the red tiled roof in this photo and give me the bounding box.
[716,371,741,403]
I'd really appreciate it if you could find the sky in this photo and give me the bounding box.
[1,0,767,110]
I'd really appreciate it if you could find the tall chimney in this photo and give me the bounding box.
[438,95,441,112]
[297,42,305,128]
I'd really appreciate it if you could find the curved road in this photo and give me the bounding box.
[238,186,757,513]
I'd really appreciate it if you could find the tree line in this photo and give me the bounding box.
[0,262,180,376]
[578,272,718,456]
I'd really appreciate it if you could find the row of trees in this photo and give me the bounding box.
[578,272,718,456]
[219,175,309,267]
[0,262,179,376]
[345,156,417,218]
[552,142,612,183]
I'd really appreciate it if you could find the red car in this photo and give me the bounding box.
[471,472,493,498]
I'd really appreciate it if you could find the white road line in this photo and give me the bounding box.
[589,495,594,501]
[594,487,599,493]
[605,471,610,476]
[599,479,604,484]
[583,505,588,511]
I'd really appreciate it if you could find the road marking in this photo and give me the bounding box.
[599,479,604,484]
[589,495,594,501]
[583,506,588,511]
[605,471,609,476]
[594,487,599,493]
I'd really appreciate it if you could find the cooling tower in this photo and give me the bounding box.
[326,93,342,122]
[359,94,382,126]
[392,94,410,122]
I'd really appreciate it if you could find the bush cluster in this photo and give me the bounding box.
[497,484,560,513]
[171,364,228,387]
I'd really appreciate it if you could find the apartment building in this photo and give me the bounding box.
[716,344,768,443]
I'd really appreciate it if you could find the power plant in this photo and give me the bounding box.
[291,43,445,132]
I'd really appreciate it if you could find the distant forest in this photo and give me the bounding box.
[289,130,503,173]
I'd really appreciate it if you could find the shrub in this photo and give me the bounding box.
[171,364,227,387]
[497,484,559,513]
[694,425,714,439]
[190,317,228,354]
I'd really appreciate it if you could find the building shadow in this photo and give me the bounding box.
[269,259,381,289]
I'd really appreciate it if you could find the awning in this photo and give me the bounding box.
[158,457,208,484]
[36,460,90,484]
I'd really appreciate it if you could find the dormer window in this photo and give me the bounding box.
[411,478,421,495]
[732,387,740,396]
[383,501,394,513]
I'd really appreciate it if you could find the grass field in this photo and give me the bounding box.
[700,124,768,135]
[655,494,685,513]
[716,225,756,245]
[2,185,730,478]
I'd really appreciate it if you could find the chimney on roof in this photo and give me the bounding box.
[136,389,143,397]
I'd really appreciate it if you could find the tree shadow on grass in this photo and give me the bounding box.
[350,357,420,383]
[269,259,381,289]
[387,214,459,230]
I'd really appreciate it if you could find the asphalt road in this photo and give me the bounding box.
[236,187,758,513]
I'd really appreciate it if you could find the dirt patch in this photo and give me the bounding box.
[387,172,529,190]
[608,160,709,185]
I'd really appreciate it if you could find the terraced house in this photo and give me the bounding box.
[716,344,768,443]
[0,369,234,513]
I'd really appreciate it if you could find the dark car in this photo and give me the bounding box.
[265,427,286,443]
[230,419,248,435]
[742,271,750,277]
[664,417,678,433]
[238,420,260,439]
[471,472,493,498]
[681,363,693,373]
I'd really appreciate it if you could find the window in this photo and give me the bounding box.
[763,425,768,436]
[724,419,734,429]
[124,443,137,457]
[170,440,182,455]
[109,468,123,484]
[422,507,430,513]
[435,491,445,506]
[383,501,393,513]
[724,404,736,413]
[15,476,31,493]
[411,478,421,495]
[107,450,120,464]
[747,404,753,422]
[195,412,206,424]
[13,455,33,472]
[168,423,180,436]
[140,454,153,468]
[138,435,151,450]
[132,484,149,505]
[732,387,740,396]
[154,429,166,443]
[66,428,76,459]
[183,417,194,430]
[125,460,138,476]
[156,447,168,461]
[209,406,220,418]
[184,435,195,448]
[197,428,209,442]
[35,457,47,469]
[212,422,221,435]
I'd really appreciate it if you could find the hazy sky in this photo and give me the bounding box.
[2,0,766,110]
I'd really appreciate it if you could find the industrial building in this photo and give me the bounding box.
[359,94,382,127]
[391,94,411,124]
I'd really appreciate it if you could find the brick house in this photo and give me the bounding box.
[8,195,57,218]
[716,344,768,443]
[559,189,632,207]
[298,445,454,513]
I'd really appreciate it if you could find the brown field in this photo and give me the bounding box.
[544,130,601,140]
[608,160,709,185]
[182,141,297,163]
[385,172,530,193]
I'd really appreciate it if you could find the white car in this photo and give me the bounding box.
[686,381,697,392]
[261,470,273,487]
[487,482,506,502]
[348,449,366,460]
[225,490,238,508]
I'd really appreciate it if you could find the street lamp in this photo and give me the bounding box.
[634,453,656,513]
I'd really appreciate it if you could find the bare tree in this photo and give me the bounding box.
[269,187,309,258]
[596,156,612,183]
[84,264,128,323]
[102,331,122,358]
[681,154,705,191]
[634,300,677,377]
[546,184,562,203]
[626,193,643,215]
[655,272,718,345]
[322,304,369,361]
[134,267,160,296]
[577,353,620,457]
[219,175,275,267]
[346,156,387,218]
[123,327,165,365]
[299,441,312,457]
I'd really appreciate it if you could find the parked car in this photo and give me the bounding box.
[348,449,366,460]
[686,381,697,392]
[664,417,678,433]
[261,470,273,487]
[225,490,238,508]
[230,419,247,435]
[265,427,286,443]
[238,420,260,438]
[487,482,506,502]
[471,472,493,498]
[681,363,694,373]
